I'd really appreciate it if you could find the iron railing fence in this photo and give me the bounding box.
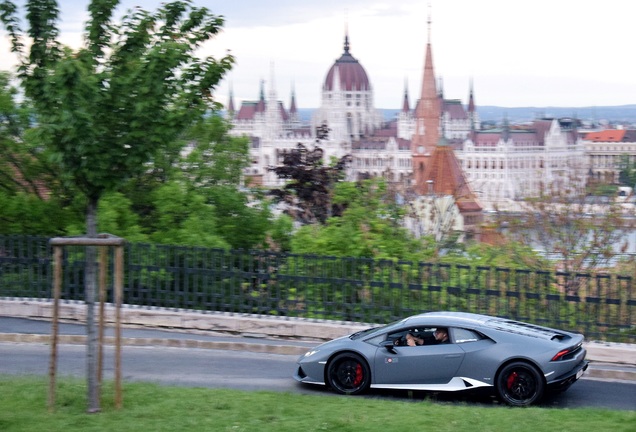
[0,235,634,342]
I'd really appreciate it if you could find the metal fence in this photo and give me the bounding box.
[1,235,634,342]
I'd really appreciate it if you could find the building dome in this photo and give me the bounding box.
[323,35,370,92]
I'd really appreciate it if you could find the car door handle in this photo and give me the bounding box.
[445,354,462,359]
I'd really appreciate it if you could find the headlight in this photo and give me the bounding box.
[304,349,320,358]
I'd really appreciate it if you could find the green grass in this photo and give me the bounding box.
[0,375,634,432]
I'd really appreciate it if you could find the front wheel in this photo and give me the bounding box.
[496,361,545,407]
[326,353,370,395]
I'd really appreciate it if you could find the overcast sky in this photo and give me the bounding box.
[1,0,634,109]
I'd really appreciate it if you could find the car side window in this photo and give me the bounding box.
[453,328,483,344]
[386,327,438,346]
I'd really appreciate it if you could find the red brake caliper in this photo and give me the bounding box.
[507,372,518,389]
[353,363,363,387]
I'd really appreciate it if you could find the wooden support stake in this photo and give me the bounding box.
[114,245,124,409]
[48,246,62,412]
[98,247,107,393]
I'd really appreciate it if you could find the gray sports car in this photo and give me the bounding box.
[293,311,589,406]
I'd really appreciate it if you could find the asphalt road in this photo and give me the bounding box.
[1,342,634,410]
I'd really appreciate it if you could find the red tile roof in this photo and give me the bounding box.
[443,100,468,120]
[585,130,627,142]
[236,101,262,120]
[423,145,482,213]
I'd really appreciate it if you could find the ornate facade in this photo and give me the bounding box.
[226,16,585,216]
[227,32,477,189]
[457,119,587,210]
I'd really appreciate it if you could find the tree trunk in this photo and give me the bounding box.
[85,196,100,413]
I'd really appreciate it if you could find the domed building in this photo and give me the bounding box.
[311,33,383,144]
[226,32,383,187]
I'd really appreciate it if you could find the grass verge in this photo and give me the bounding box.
[0,375,634,432]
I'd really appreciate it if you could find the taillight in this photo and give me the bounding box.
[551,349,570,361]
[551,342,582,361]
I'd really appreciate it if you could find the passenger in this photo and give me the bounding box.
[405,327,449,346]
[405,333,424,346]
[431,327,450,344]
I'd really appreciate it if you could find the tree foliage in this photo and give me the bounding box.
[0,70,81,234]
[268,125,352,225]
[291,178,435,262]
[440,240,549,270]
[182,115,250,187]
[0,0,234,235]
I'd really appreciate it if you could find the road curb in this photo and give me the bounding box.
[0,333,309,355]
[1,333,634,383]
[2,299,635,383]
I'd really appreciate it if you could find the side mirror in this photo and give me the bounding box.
[380,340,397,354]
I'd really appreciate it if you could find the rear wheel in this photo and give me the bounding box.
[496,361,545,407]
[326,353,370,395]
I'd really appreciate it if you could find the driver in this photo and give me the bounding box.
[404,327,449,346]
[431,327,450,344]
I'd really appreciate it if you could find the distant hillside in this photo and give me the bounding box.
[298,105,636,124]
[476,105,636,123]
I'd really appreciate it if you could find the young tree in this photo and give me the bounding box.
[500,173,634,289]
[1,0,232,412]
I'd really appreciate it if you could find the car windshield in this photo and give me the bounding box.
[349,319,407,340]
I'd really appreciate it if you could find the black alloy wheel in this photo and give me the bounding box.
[496,361,545,407]
[326,353,371,395]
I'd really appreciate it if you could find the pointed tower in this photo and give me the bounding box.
[467,79,475,116]
[227,84,235,119]
[264,62,282,139]
[411,9,441,194]
[411,6,483,233]
[401,78,410,114]
[467,78,480,131]
[289,83,300,126]
[398,78,414,140]
[256,79,266,113]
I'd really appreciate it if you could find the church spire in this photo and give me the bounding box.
[411,2,440,194]
[418,9,438,104]
[257,78,265,112]
[289,82,297,114]
[259,78,265,101]
[344,13,350,54]
[227,83,235,118]
[402,78,410,113]
[427,2,432,44]
[268,61,277,101]
[468,78,476,113]
[468,78,477,132]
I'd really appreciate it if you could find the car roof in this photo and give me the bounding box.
[405,311,491,326]
[405,311,572,341]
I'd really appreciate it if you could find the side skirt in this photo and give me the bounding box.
[371,377,492,392]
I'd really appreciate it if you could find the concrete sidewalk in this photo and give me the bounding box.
[1,299,635,382]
